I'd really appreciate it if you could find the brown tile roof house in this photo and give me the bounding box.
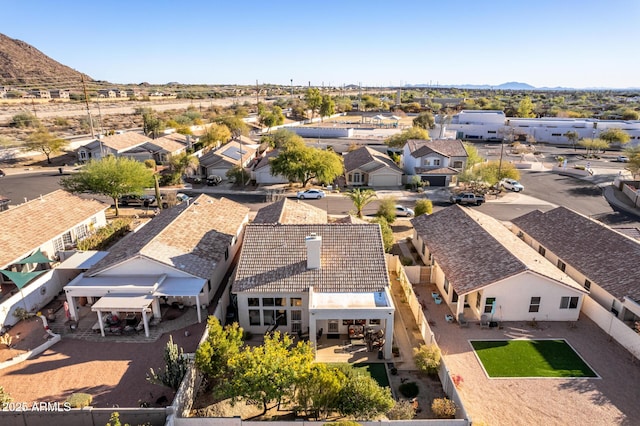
[199,140,257,170]
[232,224,389,293]
[87,195,249,280]
[411,205,584,295]
[332,215,369,224]
[253,198,328,224]
[97,132,151,153]
[0,190,107,267]
[343,146,402,174]
[511,206,640,302]
[149,133,191,154]
[406,139,468,158]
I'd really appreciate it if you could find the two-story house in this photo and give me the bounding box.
[402,139,468,186]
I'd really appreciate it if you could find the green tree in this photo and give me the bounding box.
[216,115,249,140]
[194,316,243,385]
[24,126,68,164]
[270,137,343,187]
[227,331,314,415]
[168,152,199,185]
[370,216,394,252]
[362,95,381,111]
[413,344,441,376]
[624,145,640,179]
[385,127,430,149]
[147,335,189,391]
[344,188,376,218]
[200,123,232,150]
[305,88,322,120]
[463,143,484,170]
[564,130,580,151]
[261,128,300,149]
[320,95,336,121]
[60,156,154,216]
[261,105,285,132]
[475,160,520,186]
[599,128,631,147]
[620,109,639,120]
[11,112,39,128]
[412,112,435,129]
[376,198,397,224]
[226,165,250,185]
[578,138,609,158]
[337,368,394,420]
[295,363,345,420]
[516,96,536,118]
[414,199,433,216]
[141,109,164,138]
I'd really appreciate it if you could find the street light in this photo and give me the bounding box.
[290,79,293,101]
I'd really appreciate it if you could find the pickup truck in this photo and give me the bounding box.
[450,192,485,206]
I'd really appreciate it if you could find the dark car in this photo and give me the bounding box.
[206,175,222,186]
[118,194,158,207]
[0,170,5,177]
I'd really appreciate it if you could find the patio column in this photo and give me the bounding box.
[66,293,78,321]
[384,311,394,359]
[196,294,202,323]
[151,298,161,319]
[96,310,105,337]
[309,312,317,353]
[456,298,465,317]
[142,309,150,337]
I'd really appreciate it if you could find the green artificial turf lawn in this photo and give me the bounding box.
[353,363,390,388]
[470,340,597,378]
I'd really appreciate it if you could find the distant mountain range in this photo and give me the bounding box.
[406,81,640,91]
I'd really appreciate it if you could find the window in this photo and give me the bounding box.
[224,248,229,261]
[62,231,73,246]
[274,298,286,306]
[484,297,496,314]
[443,279,449,294]
[75,224,88,240]
[249,310,261,325]
[560,296,579,309]
[529,297,541,313]
[538,246,546,256]
[328,320,339,333]
[584,279,591,290]
[487,130,497,134]
[551,133,561,137]
[248,298,259,307]
[369,319,380,325]
[353,173,361,183]
[262,298,274,307]
[53,236,64,254]
[275,310,287,325]
[263,310,275,325]
[557,259,566,272]
[453,161,463,168]
[433,159,441,166]
[290,298,302,307]
[452,290,458,303]
[476,293,482,309]
[421,241,425,256]
[291,310,302,321]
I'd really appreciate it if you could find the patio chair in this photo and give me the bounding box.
[480,314,490,329]
[457,313,469,328]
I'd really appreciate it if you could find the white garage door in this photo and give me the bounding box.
[370,172,401,187]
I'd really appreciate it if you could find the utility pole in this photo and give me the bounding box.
[81,75,95,139]
[256,79,259,105]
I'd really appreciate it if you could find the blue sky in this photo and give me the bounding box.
[3,0,640,88]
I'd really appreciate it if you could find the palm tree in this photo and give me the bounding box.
[344,188,376,218]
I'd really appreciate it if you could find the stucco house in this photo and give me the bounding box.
[76,132,152,162]
[199,140,257,179]
[344,146,403,188]
[411,205,587,322]
[64,195,249,336]
[145,133,192,163]
[0,190,108,326]
[232,223,395,358]
[511,206,640,324]
[402,139,468,186]
[253,150,288,185]
[253,198,328,224]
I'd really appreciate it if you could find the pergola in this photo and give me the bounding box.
[92,294,154,337]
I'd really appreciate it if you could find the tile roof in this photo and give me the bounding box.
[406,139,468,158]
[0,190,107,267]
[411,205,584,295]
[99,132,151,152]
[148,134,189,153]
[232,224,389,293]
[511,206,640,302]
[87,195,249,279]
[253,198,328,224]
[332,215,369,224]
[254,150,279,170]
[199,140,256,168]
[343,146,402,174]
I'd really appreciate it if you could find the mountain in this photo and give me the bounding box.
[0,33,93,87]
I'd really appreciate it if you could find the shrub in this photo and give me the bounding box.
[11,112,39,128]
[147,335,189,391]
[387,399,415,420]
[12,307,31,321]
[413,344,441,376]
[0,386,12,405]
[376,198,397,224]
[65,392,92,408]
[414,199,433,216]
[400,256,414,266]
[77,218,132,251]
[144,159,156,169]
[399,381,419,398]
[431,397,456,418]
[324,422,363,426]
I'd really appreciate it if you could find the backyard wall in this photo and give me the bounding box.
[581,296,640,360]
[0,407,167,426]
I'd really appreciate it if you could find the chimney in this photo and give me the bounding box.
[305,233,322,270]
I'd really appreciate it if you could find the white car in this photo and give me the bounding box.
[499,178,524,192]
[617,156,630,163]
[296,189,326,199]
[395,205,415,217]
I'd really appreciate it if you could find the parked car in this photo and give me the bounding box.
[616,156,630,163]
[118,194,156,207]
[395,205,415,217]
[0,169,5,177]
[206,175,222,186]
[499,178,524,192]
[450,192,485,206]
[176,193,191,203]
[297,189,326,199]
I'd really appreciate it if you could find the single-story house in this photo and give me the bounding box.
[64,195,249,336]
[199,140,257,179]
[411,205,587,322]
[402,139,468,186]
[76,132,152,162]
[144,133,192,163]
[511,206,640,323]
[253,150,288,185]
[0,190,108,326]
[344,146,403,188]
[253,198,328,224]
[232,223,395,358]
